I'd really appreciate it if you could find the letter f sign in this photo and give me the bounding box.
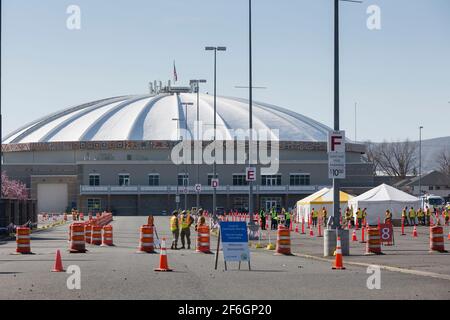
[328,131,346,153]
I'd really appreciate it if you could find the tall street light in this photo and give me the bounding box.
[248,0,255,226]
[190,79,207,211]
[332,0,362,231]
[181,102,194,211]
[419,126,423,198]
[205,46,226,219]
[172,118,181,211]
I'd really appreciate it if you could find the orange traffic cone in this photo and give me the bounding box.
[52,249,64,272]
[332,237,346,270]
[154,238,173,272]
[295,224,299,233]
[352,229,358,242]
[309,226,314,237]
[412,226,418,238]
[447,230,450,240]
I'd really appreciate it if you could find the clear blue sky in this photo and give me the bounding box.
[2,0,449,142]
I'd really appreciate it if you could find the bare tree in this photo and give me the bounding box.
[365,140,418,178]
[436,149,450,177]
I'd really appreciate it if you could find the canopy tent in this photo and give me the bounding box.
[348,184,420,225]
[296,188,354,221]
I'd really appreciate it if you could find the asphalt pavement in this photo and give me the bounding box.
[0,216,449,300]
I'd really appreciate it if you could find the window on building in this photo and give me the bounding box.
[290,174,311,186]
[178,174,189,187]
[87,199,101,213]
[233,174,249,186]
[207,174,218,186]
[234,197,249,212]
[89,174,100,186]
[148,174,160,186]
[262,175,282,186]
[119,174,130,186]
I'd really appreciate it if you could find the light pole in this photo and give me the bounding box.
[205,46,226,219]
[332,0,362,231]
[419,126,423,198]
[248,0,255,226]
[190,79,207,211]
[172,118,181,211]
[181,102,194,211]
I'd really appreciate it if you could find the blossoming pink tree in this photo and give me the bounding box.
[1,172,29,200]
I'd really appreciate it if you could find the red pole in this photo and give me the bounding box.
[301,217,305,234]
[401,217,406,235]
[360,224,366,243]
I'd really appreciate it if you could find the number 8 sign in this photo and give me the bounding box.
[379,224,394,244]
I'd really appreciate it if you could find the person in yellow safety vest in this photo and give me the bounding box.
[285,209,291,228]
[271,208,278,230]
[356,208,363,228]
[444,209,450,226]
[362,208,368,225]
[408,207,416,226]
[322,207,328,226]
[417,208,425,226]
[425,206,432,226]
[170,210,180,250]
[312,208,319,227]
[402,207,408,225]
[196,209,206,231]
[345,208,352,226]
[179,210,193,250]
[384,210,392,224]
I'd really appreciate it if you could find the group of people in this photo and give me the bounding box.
[401,206,450,226]
[258,208,292,231]
[169,209,207,250]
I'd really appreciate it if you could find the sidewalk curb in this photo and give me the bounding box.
[292,252,450,282]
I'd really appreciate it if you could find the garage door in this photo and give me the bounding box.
[37,184,68,213]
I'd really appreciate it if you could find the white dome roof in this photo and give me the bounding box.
[4,93,332,143]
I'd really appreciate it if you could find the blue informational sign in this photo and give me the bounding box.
[220,222,250,262]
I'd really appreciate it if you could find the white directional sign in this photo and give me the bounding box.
[246,167,257,182]
[194,184,202,193]
[211,179,219,189]
[328,131,346,179]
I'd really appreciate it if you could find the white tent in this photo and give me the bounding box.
[296,188,354,222]
[348,184,420,225]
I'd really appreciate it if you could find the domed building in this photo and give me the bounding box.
[2,84,374,215]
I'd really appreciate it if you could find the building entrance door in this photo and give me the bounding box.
[265,200,278,212]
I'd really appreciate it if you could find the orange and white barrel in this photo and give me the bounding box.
[430,226,446,253]
[102,225,114,246]
[91,225,102,245]
[196,225,211,253]
[85,224,92,244]
[69,223,87,253]
[138,225,155,253]
[79,213,84,221]
[276,225,292,255]
[366,227,382,255]
[16,227,32,254]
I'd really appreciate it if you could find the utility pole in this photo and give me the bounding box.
[419,126,423,198]
[326,0,362,258]
[205,46,226,219]
[190,80,207,211]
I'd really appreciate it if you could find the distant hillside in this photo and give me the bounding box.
[420,137,450,172]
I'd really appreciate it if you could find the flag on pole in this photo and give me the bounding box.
[173,61,178,82]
